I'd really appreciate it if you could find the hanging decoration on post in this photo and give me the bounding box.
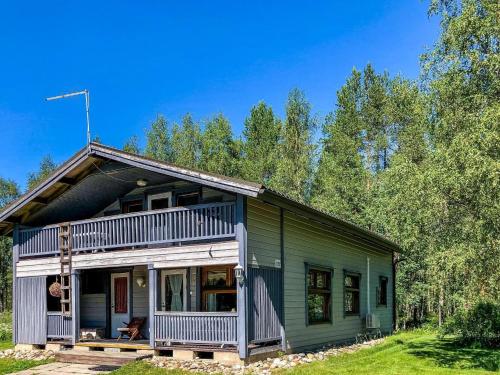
[49,277,62,298]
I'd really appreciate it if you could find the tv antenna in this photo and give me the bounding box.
[46,90,91,151]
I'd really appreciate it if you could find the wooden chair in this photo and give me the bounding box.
[116,317,146,341]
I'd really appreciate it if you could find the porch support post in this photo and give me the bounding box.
[71,269,80,345]
[236,194,248,359]
[12,225,19,345]
[148,264,156,348]
[280,208,286,352]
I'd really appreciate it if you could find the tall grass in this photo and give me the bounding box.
[0,312,12,342]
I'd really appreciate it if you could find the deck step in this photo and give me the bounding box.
[55,349,151,366]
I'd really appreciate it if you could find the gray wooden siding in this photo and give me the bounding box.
[133,266,149,337]
[248,267,282,343]
[283,211,393,351]
[80,294,106,328]
[247,199,281,269]
[15,276,47,345]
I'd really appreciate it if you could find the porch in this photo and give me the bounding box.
[45,264,240,352]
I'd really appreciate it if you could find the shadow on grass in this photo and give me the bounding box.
[405,336,499,372]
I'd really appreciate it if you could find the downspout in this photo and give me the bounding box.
[367,257,371,315]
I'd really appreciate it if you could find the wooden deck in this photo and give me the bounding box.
[76,339,151,350]
[56,349,151,366]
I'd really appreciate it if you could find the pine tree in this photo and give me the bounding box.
[27,155,58,191]
[240,102,281,184]
[311,70,368,224]
[270,89,316,202]
[123,135,141,154]
[144,115,172,162]
[171,114,202,169]
[200,114,239,176]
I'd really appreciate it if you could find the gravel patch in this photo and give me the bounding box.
[0,348,55,361]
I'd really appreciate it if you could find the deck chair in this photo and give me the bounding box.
[116,317,146,341]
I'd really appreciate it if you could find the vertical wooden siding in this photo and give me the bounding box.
[247,267,283,343]
[283,211,393,351]
[15,276,47,345]
[247,199,281,268]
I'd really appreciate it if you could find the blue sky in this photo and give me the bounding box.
[0,1,439,190]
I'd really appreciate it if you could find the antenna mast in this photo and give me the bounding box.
[46,90,91,151]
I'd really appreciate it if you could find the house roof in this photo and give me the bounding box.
[0,142,400,252]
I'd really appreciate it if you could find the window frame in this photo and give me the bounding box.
[377,276,388,307]
[148,192,172,211]
[200,265,237,312]
[305,263,333,326]
[343,270,361,317]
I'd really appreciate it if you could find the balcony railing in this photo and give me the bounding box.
[47,312,72,339]
[154,311,238,345]
[19,202,236,258]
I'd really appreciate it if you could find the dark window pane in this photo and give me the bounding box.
[306,267,332,323]
[206,292,236,312]
[122,200,143,213]
[151,198,169,210]
[379,277,388,306]
[206,270,227,287]
[177,193,199,206]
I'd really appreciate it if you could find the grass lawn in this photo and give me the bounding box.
[113,330,499,375]
[281,330,499,375]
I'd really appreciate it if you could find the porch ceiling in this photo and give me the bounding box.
[21,161,176,227]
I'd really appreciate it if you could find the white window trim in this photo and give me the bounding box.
[148,192,172,210]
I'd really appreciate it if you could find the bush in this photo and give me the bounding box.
[441,300,500,348]
[0,312,12,342]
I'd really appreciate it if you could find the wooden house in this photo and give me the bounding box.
[0,143,398,363]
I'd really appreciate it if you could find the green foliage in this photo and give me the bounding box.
[123,135,141,155]
[200,113,240,176]
[441,300,500,348]
[26,155,57,191]
[0,180,19,313]
[171,114,202,169]
[240,101,281,184]
[144,115,172,162]
[270,88,316,202]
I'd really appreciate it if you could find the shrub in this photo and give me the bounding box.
[0,323,11,342]
[441,300,500,348]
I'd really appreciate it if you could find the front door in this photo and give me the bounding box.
[111,272,130,338]
[161,269,187,311]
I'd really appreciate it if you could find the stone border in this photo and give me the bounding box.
[147,338,385,374]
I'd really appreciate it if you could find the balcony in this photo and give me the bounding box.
[18,202,236,258]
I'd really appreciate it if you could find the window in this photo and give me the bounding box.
[176,192,199,207]
[306,266,332,324]
[344,272,360,315]
[377,276,388,306]
[201,265,237,312]
[148,192,172,210]
[122,199,143,213]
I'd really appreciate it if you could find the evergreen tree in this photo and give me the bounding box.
[144,115,172,162]
[27,155,58,191]
[240,102,281,184]
[171,114,202,169]
[270,89,316,202]
[200,114,239,176]
[123,135,141,154]
[312,70,368,224]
